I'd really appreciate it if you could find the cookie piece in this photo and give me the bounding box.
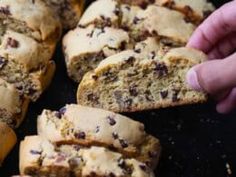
[77,47,208,112]
[0,122,17,166]
[20,136,155,177]
[78,0,120,28]
[155,0,215,24]
[0,78,29,128]
[129,5,195,45]
[63,25,129,82]
[44,0,84,30]
[37,104,161,168]
[0,0,61,42]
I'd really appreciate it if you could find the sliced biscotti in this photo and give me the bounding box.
[155,0,215,24]
[129,5,196,45]
[0,78,29,128]
[43,0,84,30]
[77,47,207,112]
[20,136,155,177]
[0,122,17,166]
[0,0,61,42]
[37,104,161,168]
[63,25,130,82]
[78,0,121,28]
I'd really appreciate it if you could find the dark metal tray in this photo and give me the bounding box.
[1,0,235,176]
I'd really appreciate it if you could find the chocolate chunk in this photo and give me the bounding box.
[0,56,7,69]
[119,139,128,148]
[154,63,168,76]
[0,6,11,15]
[107,116,116,126]
[7,37,19,48]
[160,90,168,99]
[30,150,41,155]
[129,86,138,97]
[74,132,86,139]
[112,132,119,139]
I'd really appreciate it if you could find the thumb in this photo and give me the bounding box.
[186,53,236,95]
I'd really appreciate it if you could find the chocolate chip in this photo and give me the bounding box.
[92,74,98,80]
[150,51,156,59]
[139,164,147,171]
[124,99,133,108]
[112,132,119,139]
[133,17,144,24]
[74,132,86,139]
[59,107,67,115]
[87,94,99,103]
[134,48,141,53]
[119,139,128,148]
[160,90,168,99]
[0,56,7,69]
[107,116,116,126]
[120,41,126,50]
[73,145,81,151]
[30,150,41,155]
[129,86,138,97]
[118,158,132,175]
[103,71,118,82]
[126,56,135,65]
[154,63,168,76]
[54,111,62,119]
[0,6,11,15]
[7,37,19,48]
[148,151,158,158]
[172,89,180,102]
[113,7,120,16]
[108,172,115,177]
[94,126,99,134]
[145,90,153,102]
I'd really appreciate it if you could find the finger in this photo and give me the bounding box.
[187,0,236,53]
[186,52,236,95]
[208,32,236,59]
[216,88,236,114]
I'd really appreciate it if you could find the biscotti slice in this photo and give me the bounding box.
[0,30,54,72]
[77,47,207,112]
[0,122,17,166]
[0,56,55,101]
[37,104,161,168]
[129,5,196,45]
[63,25,130,82]
[0,78,29,128]
[78,0,121,28]
[0,0,61,42]
[44,0,84,30]
[155,0,215,24]
[20,136,155,177]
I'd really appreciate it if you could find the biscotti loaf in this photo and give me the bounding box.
[0,78,29,128]
[20,136,155,177]
[37,104,161,169]
[77,47,207,112]
[0,122,17,166]
[63,25,130,82]
[43,0,84,30]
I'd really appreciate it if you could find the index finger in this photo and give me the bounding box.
[187,0,236,53]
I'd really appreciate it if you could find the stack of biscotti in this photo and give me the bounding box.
[0,0,62,164]
[17,104,161,177]
[62,0,214,112]
[43,0,84,30]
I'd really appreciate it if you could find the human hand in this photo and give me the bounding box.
[186,0,236,114]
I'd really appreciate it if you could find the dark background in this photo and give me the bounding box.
[1,0,235,176]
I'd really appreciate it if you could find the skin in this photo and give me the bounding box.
[186,0,236,114]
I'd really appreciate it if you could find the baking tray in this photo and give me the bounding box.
[1,0,235,176]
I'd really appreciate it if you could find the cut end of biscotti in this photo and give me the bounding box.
[0,122,17,166]
[77,47,208,113]
[20,136,155,177]
[37,104,161,169]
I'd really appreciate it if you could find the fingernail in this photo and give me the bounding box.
[186,68,203,91]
